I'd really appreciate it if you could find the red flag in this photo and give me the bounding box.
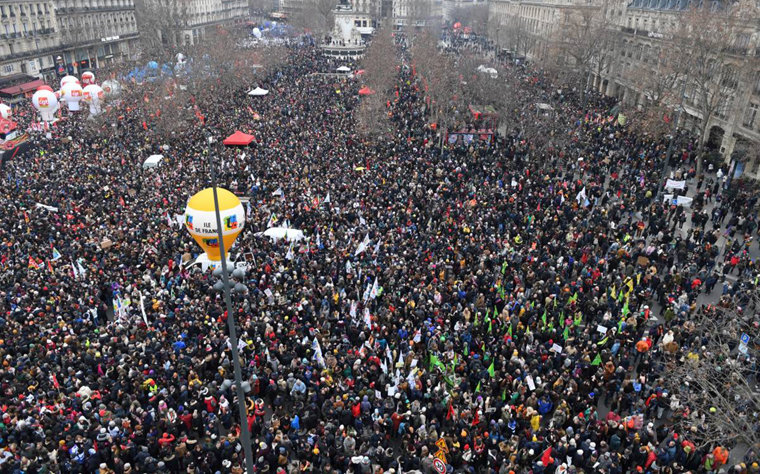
[663,114,670,123]
[446,401,455,420]
[471,409,480,426]
[47,260,53,273]
[541,447,553,467]
[119,196,125,207]
[142,121,148,131]
[51,374,59,389]
[28,256,39,270]
[23,211,30,223]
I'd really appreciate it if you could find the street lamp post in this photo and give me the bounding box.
[206,135,256,474]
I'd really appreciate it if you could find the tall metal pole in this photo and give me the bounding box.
[207,147,255,474]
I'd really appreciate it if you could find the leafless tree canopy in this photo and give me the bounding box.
[662,301,760,451]
[666,4,758,172]
[134,0,190,60]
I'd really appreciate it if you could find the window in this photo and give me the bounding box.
[744,103,758,128]
[721,66,738,89]
[3,64,14,73]
[0,6,5,16]
[754,74,760,95]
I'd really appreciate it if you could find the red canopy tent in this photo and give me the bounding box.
[223,131,256,146]
[358,87,376,96]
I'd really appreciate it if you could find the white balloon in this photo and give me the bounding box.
[83,84,105,116]
[81,71,96,86]
[60,75,79,89]
[31,90,59,121]
[0,104,11,119]
[62,83,84,111]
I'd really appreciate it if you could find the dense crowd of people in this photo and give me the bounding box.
[0,28,758,474]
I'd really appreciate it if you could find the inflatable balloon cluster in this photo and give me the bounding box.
[30,74,120,121]
[184,188,245,264]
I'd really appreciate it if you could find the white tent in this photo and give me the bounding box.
[143,154,164,169]
[248,87,269,96]
[476,65,498,79]
[255,227,305,242]
[336,66,351,73]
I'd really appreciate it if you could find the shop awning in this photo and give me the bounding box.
[0,79,46,97]
[223,131,256,146]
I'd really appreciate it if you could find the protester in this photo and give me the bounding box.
[0,29,756,474]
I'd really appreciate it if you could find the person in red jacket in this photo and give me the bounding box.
[157,432,175,448]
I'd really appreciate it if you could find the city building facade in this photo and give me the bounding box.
[392,0,443,30]
[588,0,760,178]
[488,0,599,62]
[180,0,248,45]
[0,0,139,85]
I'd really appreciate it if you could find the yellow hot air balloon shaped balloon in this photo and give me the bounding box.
[184,188,245,262]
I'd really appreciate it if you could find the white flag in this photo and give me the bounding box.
[71,258,79,279]
[369,278,379,299]
[350,301,357,318]
[354,234,370,256]
[324,193,331,204]
[363,307,372,329]
[272,187,283,197]
[77,259,87,278]
[316,232,321,248]
[312,338,325,368]
[359,215,367,226]
[285,244,294,260]
[362,282,372,301]
[575,186,587,204]
[373,239,382,255]
[267,213,277,228]
[346,260,353,273]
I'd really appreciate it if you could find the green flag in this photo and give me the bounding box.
[488,361,495,377]
[501,261,508,274]
[501,386,507,401]
[621,300,629,317]
[494,305,498,318]
[553,297,557,308]
[562,327,570,341]
[617,318,625,333]
[569,292,579,303]
[542,309,547,325]
[507,324,513,338]
[559,310,565,327]
[591,353,602,366]
[475,381,481,392]
[429,354,444,371]
[574,313,582,326]
[474,312,479,326]
[488,320,493,333]
[597,336,608,346]
[618,290,625,302]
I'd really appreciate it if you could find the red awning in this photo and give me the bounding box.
[223,131,256,146]
[358,87,376,96]
[0,117,17,135]
[0,79,45,97]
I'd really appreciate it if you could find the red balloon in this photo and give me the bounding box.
[37,85,54,92]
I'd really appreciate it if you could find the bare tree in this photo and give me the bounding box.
[669,4,756,173]
[134,0,190,60]
[450,4,489,33]
[355,92,392,140]
[663,302,760,451]
[552,2,613,103]
[411,29,461,148]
